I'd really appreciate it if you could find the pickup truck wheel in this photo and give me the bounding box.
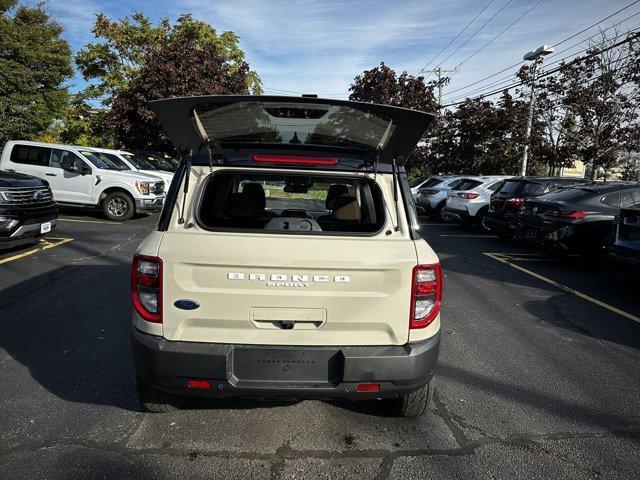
[136,376,185,413]
[389,380,433,417]
[102,191,134,221]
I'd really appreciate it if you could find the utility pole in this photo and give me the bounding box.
[420,67,457,110]
[521,45,554,176]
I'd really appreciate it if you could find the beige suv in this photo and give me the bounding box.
[131,95,441,416]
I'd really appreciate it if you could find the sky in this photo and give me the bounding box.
[26,0,640,104]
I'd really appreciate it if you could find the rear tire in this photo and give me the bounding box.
[102,191,135,221]
[136,376,185,413]
[388,380,433,417]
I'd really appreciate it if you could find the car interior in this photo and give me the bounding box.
[197,172,385,234]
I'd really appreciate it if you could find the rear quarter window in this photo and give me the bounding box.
[197,171,385,235]
[9,145,51,166]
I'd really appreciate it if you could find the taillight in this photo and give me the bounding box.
[250,154,337,166]
[410,264,442,329]
[420,189,439,195]
[507,198,525,208]
[546,210,587,219]
[131,254,162,323]
[457,192,480,199]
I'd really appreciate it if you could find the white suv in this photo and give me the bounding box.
[89,147,174,194]
[442,176,508,227]
[1,141,166,221]
[131,95,442,417]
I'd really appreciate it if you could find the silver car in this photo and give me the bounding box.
[415,176,465,220]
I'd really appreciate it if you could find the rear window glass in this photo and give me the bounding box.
[194,101,395,150]
[496,180,542,195]
[542,187,596,203]
[197,171,385,235]
[455,179,482,191]
[421,178,444,188]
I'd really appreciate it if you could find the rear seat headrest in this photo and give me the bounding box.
[225,192,261,217]
[325,184,349,210]
[333,196,361,221]
[242,182,267,210]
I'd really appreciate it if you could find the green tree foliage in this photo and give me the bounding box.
[348,62,439,177]
[110,37,250,151]
[76,12,261,104]
[0,0,72,146]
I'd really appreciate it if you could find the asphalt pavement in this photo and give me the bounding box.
[0,210,638,479]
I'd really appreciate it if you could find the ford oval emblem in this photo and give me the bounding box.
[174,299,200,310]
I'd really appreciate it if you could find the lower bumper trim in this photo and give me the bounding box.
[131,327,440,400]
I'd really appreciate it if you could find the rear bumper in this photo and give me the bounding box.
[441,206,471,222]
[135,196,165,213]
[483,214,516,234]
[131,327,440,400]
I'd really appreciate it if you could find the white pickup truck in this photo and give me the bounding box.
[1,140,166,221]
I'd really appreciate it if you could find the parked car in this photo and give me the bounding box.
[441,176,509,228]
[128,150,179,172]
[607,206,640,269]
[131,95,441,417]
[0,141,166,221]
[89,147,174,193]
[484,177,585,237]
[0,169,57,249]
[415,176,464,220]
[517,181,640,254]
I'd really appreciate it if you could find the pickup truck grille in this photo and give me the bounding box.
[153,182,165,195]
[0,186,54,205]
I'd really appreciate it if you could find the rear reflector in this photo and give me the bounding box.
[188,379,212,390]
[250,154,337,166]
[356,383,381,392]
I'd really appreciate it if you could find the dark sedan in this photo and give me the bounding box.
[484,177,584,238]
[516,182,640,254]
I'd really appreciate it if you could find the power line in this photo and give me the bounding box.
[442,3,640,98]
[418,0,497,73]
[446,22,640,102]
[443,32,639,107]
[434,0,515,69]
[552,0,640,48]
[453,0,545,70]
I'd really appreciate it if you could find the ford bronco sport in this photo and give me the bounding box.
[131,96,441,416]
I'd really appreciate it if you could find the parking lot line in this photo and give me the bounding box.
[0,237,73,266]
[485,252,640,326]
[58,218,120,225]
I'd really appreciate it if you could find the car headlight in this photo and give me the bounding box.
[0,215,18,231]
[134,181,151,195]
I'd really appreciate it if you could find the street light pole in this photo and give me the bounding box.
[521,45,554,177]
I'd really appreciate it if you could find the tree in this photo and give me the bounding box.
[76,12,261,105]
[110,37,250,151]
[562,31,640,179]
[348,62,439,176]
[0,0,72,146]
[349,62,438,112]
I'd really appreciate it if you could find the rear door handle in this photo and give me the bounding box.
[45,173,57,177]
